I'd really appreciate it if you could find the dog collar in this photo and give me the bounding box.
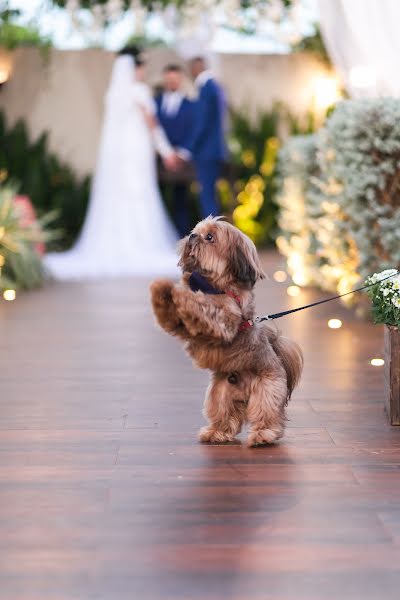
[188,271,224,295]
[188,272,254,332]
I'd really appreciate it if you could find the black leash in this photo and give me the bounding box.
[254,270,399,323]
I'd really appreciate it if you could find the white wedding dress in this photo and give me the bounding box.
[45,55,179,279]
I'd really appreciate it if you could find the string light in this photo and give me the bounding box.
[273,270,288,283]
[328,318,342,329]
[370,358,384,367]
[287,285,301,297]
[3,289,16,301]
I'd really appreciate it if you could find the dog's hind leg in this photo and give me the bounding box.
[199,372,247,443]
[246,371,287,447]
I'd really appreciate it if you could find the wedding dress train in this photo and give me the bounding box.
[45,55,179,279]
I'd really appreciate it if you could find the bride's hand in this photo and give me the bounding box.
[163,153,179,172]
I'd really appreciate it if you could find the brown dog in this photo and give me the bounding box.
[150,217,303,446]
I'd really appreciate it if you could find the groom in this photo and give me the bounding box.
[179,57,227,218]
[156,64,194,237]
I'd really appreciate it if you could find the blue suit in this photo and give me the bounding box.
[156,94,194,236]
[182,77,227,217]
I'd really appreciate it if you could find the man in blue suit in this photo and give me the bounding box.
[156,64,194,237]
[179,57,227,218]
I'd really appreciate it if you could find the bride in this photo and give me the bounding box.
[45,47,179,279]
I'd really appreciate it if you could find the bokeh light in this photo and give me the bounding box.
[273,270,288,283]
[287,285,301,297]
[3,289,16,301]
[370,358,385,367]
[328,318,342,329]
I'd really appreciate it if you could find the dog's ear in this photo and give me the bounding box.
[177,236,190,269]
[229,231,266,286]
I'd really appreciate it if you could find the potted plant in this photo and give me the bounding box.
[365,269,400,424]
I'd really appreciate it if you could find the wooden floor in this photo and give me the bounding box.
[1,252,400,600]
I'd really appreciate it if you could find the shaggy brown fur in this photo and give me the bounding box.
[150,217,303,446]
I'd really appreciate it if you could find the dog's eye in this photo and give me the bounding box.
[205,233,214,242]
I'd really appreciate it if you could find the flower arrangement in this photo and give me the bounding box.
[365,269,400,327]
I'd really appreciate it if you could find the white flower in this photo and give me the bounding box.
[383,288,390,296]
[392,297,400,308]
[376,268,398,281]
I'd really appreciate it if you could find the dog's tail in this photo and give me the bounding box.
[267,327,303,402]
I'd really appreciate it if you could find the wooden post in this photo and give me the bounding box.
[384,325,400,425]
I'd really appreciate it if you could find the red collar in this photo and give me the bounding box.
[225,289,242,306]
[225,290,254,331]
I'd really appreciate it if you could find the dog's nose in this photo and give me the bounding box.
[188,233,198,244]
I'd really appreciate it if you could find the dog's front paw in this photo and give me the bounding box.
[199,426,236,444]
[247,427,283,447]
[170,286,188,309]
[150,279,174,306]
[150,279,182,334]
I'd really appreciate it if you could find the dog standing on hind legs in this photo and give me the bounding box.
[150,216,303,446]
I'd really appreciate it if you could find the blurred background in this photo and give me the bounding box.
[0,0,398,304]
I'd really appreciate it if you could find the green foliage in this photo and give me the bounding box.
[277,98,400,302]
[0,184,58,292]
[365,270,400,327]
[218,105,318,246]
[0,112,90,249]
[0,21,52,51]
[123,33,168,48]
[292,25,331,66]
[224,106,281,244]
[0,2,52,51]
[52,0,294,10]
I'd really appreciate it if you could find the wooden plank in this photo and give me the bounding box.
[384,325,400,425]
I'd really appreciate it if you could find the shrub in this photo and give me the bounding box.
[0,21,52,52]
[226,107,281,245]
[277,98,400,299]
[0,112,90,249]
[218,105,316,246]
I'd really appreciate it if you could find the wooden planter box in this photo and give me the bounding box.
[384,325,400,425]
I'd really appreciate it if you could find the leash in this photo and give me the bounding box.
[188,269,399,329]
[253,269,400,324]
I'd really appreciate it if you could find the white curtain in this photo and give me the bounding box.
[318,0,400,97]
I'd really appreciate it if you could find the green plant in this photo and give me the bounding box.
[292,25,331,66]
[365,270,400,327]
[123,33,168,48]
[226,106,281,244]
[0,112,90,249]
[277,98,400,302]
[0,21,52,51]
[52,0,295,10]
[0,184,58,292]
[218,105,318,245]
[0,1,52,52]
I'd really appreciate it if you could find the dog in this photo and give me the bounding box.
[150,216,303,446]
